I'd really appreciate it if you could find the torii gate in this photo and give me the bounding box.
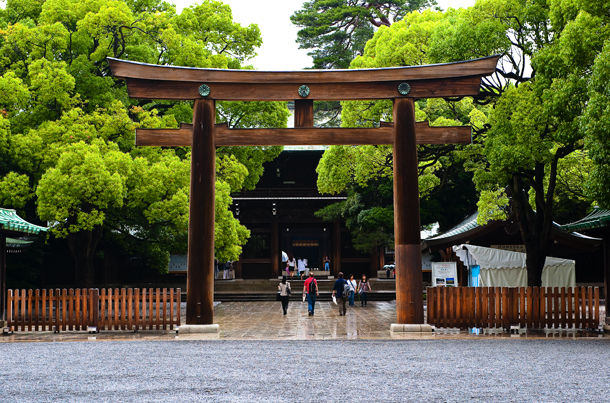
[109,55,499,331]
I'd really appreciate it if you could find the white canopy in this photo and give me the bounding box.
[452,244,575,287]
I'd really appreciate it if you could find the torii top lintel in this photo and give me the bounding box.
[108,55,500,102]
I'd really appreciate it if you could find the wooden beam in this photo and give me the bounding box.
[393,97,424,324]
[217,127,393,146]
[135,122,471,146]
[109,55,500,83]
[125,76,483,101]
[294,100,314,127]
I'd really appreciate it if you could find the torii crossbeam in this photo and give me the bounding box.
[109,55,499,329]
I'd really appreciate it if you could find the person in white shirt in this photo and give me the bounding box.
[347,274,357,306]
[297,258,306,279]
[288,257,296,277]
[277,276,291,315]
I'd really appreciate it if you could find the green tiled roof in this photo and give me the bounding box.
[6,237,33,247]
[427,211,596,241]
[0,208,48,235]
[426,213,479,240]
[560,209,610,231]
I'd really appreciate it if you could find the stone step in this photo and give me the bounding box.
[214,278,396,293]
[213,291,396,302]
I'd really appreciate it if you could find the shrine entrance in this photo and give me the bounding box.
[109,55,499,329]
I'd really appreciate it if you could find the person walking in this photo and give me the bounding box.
[303,272,319,316]
[278,276,291,315]
[358,274,371,306]
[346,274,357,306]
[288,256,296,277]
[332,272,348,316]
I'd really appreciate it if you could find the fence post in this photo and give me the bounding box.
[27,289,33,332]
[176,288,181,327]
[580,286,587,329]
[134,288,140,331]
[92,289,99,332]
[594,287,599,329]
[454,287,460,328]
[6,289,12,330]
[127,288,133,331]
[587,287,594,329]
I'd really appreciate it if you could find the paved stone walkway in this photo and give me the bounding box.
[212,300,399,339]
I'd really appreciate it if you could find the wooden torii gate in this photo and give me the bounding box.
[109,55,499,330]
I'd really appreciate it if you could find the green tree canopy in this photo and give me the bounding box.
[315,0,607,285]
[315,9,493,257]
[0,0,288,285]
[468,0,608,284]
[583,40,610,208]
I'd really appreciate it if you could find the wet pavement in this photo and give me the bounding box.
[1,300,607,342]
[1,338,609,401]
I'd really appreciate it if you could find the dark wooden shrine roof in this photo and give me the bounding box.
[107,55,500,101]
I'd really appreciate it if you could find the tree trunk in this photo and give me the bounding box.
[524,242,546,286]
[67,230,102,287]
[511,173,553,286]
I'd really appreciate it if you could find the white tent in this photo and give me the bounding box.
[452,244,575,287]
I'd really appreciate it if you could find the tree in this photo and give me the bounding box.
[466,0,608,285]
[315,144,440,258]
[36,140,131,285]
[316,1,607,285]
[314,10,493,260]
[291,0,436,69]
[583,40,610,208]
[0,0,289,285]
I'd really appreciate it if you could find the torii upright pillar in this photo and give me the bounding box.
[393,98,424,325]
[186,99,216,326]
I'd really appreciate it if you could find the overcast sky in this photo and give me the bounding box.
[172,0,476,70]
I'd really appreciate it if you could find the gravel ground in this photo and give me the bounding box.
[1,339,609,402]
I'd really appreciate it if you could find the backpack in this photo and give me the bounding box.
[343,281,351,297]
[308,279,317,294]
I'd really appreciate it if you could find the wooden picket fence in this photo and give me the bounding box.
[427,286,600,330]
[97,288,180,331]
[7,288,181,332]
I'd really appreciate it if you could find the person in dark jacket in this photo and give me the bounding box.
[332,272,348,316]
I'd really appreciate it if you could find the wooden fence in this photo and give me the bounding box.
[7,288,181,332]
[427,286,600,330]
[98,288,180,331]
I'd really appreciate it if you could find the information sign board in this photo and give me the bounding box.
[431,262,458,287]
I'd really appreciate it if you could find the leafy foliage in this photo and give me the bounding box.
[290,0,436,69]
[583,40,610,208]
[314,0,607,284]
[0,0,288,285]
